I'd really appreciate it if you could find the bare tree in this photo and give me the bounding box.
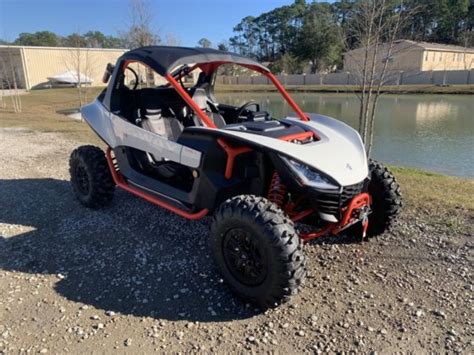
[0,61,6,109]
[121,0,159,87]
[346,0,417,155]
[62,33,95,108]
[0,48,22,113]
[122,0,159,48]
[460,32,474,71]
[164,33,181,46]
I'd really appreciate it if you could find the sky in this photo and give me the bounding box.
[0,0,299,47]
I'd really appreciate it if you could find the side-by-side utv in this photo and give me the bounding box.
[69,46,402,308]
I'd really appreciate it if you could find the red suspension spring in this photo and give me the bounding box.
[267,171,287,207]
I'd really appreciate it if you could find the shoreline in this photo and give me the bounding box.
[216,84,474,95]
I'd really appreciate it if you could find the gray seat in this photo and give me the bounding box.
[140,108,183,141]
[191,88,226,128]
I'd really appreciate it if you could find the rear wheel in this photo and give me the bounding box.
[210,195,306,309]
[366,159,402,237]
[69,145,115,208]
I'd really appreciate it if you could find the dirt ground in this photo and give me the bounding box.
[0,125,472,353]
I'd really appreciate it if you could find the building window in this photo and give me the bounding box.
[425,52,429,61]
[439,53,442,61]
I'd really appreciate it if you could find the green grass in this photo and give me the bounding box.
[0,87,103,143]
[1,87,473,215]
[391,166,474,212]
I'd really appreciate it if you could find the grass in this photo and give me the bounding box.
[0,88,103,143]
[1,87,473,215]
[216,84,474,94]
[391,166,474,212]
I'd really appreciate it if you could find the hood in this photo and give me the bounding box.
[198,113,368,186]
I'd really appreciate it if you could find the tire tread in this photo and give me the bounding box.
[210,195,307,308]
[69,145,115,208]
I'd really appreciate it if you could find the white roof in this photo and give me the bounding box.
[47,70,93,84]
[345,40,474,55]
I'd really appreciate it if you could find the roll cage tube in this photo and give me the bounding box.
[165,73,218,128]
[165,62,311,127]
[265,72,310,123]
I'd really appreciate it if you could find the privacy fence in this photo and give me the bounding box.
[216,69,474,86]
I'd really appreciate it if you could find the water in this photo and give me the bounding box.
[216,92,474,178]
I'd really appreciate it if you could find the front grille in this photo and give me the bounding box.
[314,191,340,216]
[314,181,366,218]
[341,181,365,205]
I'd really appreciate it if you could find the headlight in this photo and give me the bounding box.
[281,157,339,190]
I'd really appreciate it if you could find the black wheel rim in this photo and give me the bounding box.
[222,228,267,286]
[75,165,90,196]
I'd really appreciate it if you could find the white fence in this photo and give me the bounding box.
[216,69,474,86]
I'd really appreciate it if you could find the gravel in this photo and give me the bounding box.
[0,128,472,353]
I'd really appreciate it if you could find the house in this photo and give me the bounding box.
[0,45,128,90]
[343,40,474,73]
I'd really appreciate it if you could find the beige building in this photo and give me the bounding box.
[344,40,474,73]
[0,45,128,90]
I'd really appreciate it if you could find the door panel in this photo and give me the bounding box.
[110,112,202,168]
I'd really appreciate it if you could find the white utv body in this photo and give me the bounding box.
[71,46,402,309]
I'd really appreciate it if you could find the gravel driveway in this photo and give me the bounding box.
[0,127,472,353]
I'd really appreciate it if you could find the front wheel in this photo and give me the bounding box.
[69,145,115,208]
[210,195,307,309]
[366,159,402,236]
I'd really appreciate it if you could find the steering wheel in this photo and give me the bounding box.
[236,101,260,120]
[125,67,139,90]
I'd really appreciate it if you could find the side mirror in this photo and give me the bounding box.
[102,63,115,84]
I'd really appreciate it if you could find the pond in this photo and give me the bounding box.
[216,92,474,178]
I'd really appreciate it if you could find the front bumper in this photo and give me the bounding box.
[301,192,371,241]
[307,179,368,222]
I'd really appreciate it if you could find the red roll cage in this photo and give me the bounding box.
[122,60,309,129]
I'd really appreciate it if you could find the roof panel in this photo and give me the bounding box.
[121,46,269,75]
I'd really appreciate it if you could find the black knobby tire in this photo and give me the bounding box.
[69,145,115,208]
[210,195,307,309]
[367,159,402,236]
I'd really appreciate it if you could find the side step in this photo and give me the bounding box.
[105,148,208,220]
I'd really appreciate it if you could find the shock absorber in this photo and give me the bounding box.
[267,171,286,207]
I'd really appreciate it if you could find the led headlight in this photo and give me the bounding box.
[281,157,339,190]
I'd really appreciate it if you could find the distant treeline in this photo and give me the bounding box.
[0,31,125,49]
[222,0,474,73]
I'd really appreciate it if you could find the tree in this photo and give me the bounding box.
[62,32,94,108]
[432,0,469,44]
[227,0,342,71]
[0,48,23,113]
[122,0,159,49]
[347,0,417,156]
[217,42,229,51]
[63,33,87,48]
[14,31,59,46]
[164,33,181,46]
[270,52,303,74]
[295,3,342,73]
[9,31,123,48]
[197,38,212,48]
[83,31,125,48]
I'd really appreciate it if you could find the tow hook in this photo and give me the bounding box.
[360,207,370,240]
